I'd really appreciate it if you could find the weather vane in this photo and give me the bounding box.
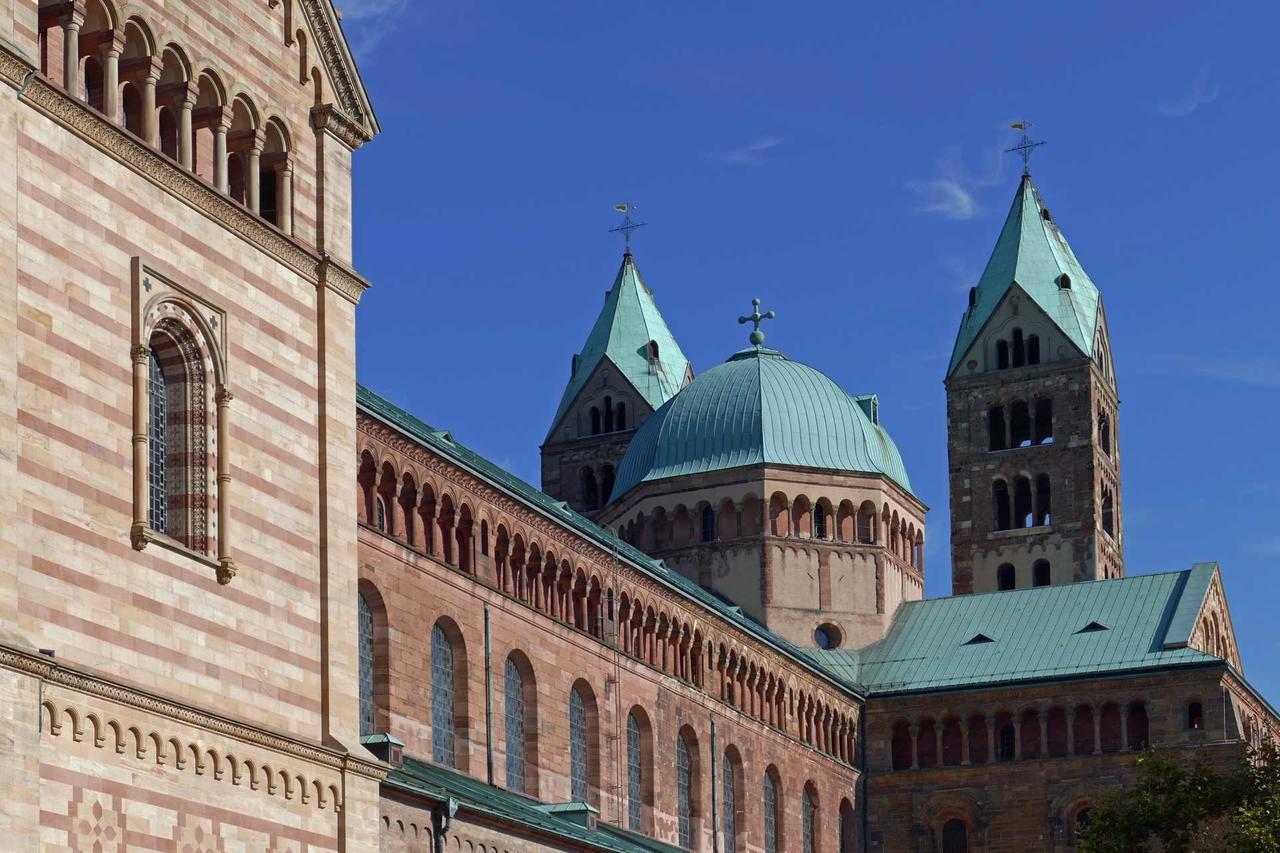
[738,298,776,347]
[1006,120,1046,176]
[610,203,646,253]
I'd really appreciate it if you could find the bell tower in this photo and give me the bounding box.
[540,250,692,516]
[946,174,1122,594]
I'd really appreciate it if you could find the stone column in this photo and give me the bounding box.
[909,724,919,769]
[276,160,294,234]
[1039,709,1049,758]
[61,4,85,95]
[246,141,263,212]
[141,62,160,144]
[178,91,195,170]
[1121,704,1130,751]
[212,119,229,193]
[1070,706,1080,755]
[1013,717,1022,760]
[961,719,971,765]
[215,388,234,584]
[100,31,124,122]
[987,716,996,761]
[1092,704,1103,754]
[130,344,150,542]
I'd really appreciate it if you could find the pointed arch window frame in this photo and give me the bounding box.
[129,258,235,584]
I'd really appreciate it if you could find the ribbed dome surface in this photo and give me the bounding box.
[609,348,912,503]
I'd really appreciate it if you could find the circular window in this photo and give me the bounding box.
[814,623,843,650]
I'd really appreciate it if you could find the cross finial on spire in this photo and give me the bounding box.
[737,297,776,347]
[1006,120,1046,177]
[610,203,646,253]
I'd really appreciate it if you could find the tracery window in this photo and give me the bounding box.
[358,592,375,735]
[677,731,694,847]
[627,711,643,830]
[504,656,525,792]
[722,750,739,851]
[570,684,588,802]
[764,769,780,853]
[431,624,456,767]
[802,784,817,853]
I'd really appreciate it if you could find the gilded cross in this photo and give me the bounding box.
[738,298,776,347]
[609,203,646,252]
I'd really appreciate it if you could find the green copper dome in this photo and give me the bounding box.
[609,347,913,503]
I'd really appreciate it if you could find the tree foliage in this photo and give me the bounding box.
[1079,741,1280,853]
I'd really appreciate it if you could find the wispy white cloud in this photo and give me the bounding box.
[715,137,784,166]
[335,0,408,58]
[1153,355,1280,387]
[1156,67,1220,117]
[908,136,1008,221]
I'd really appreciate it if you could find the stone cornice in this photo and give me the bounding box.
[319,255,371,305]
[298,0,379,138]
[310,103,371,150]
[0,641,388,782]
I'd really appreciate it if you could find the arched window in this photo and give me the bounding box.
[260,119,293,232]
[942,818,968,853]
[763,767,781,853]
[430,623,456,767]
[1012,328,1026,367]
[159,106,179,160]
[700,504,716,542]
[580,468,599,510]
[373,495,386,530]
[1035,475,1052,526]
[590,407,601,435]
[600,465,615,506]
[1127,702,1149,750]
[891,721,912,770]
[1014,476,1033,528]
[616,401,627,430]
[1035,398,1053,444]
[569,683,595,802]
[722,748,741,851]
[504,656,526,792]
[626,708,652,832]
[146,319,213,553]
[802,783,818,853]
[993,480,1011,530]
[1010,400,1031,447]
[814,502,828,539]
[1187,701,1204,730]
[358,592,376,736]
[996,339,1010,370]
[857,502,876,544]
[997,563,1016,591]
[839,799,855,853]
[83,56,105,112]
[677,728,698,848]
[1033,560,1051,587]
[997,717,1016,760]
[1074,809,1094,844]
[122,82,143,137]
[1102,488,1115,537]
[1027,334,1041,365]
[603,396,614,432]
[988,405,1006,451]
[1099,413,1112,456]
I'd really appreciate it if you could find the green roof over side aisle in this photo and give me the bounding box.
[812,565,1223,696]
[388,758,685,852]
[947,174,1103,376]
[548,252,692,436]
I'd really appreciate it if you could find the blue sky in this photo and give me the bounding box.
[343,2,1280,699]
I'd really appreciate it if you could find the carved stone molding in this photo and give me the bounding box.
[319,255,371,305]
[311,103,371,150]
[298,0,378,138]
[0,642,389,782]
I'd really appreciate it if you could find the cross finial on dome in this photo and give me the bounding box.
[738,298,776,347]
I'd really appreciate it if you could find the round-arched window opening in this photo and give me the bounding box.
[1058,273,1072,289]
[814,623,843,650]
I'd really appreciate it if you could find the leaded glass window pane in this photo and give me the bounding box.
[764,772,778,853]
[677,734,692,847]
[431,624,455,766]
[803,787,815,853]
[570,686,588,801]
[358,593,375,736]
[148,350,168,533]
[722,753,736,851]
[627,713,642,831]
[504,657,525,792]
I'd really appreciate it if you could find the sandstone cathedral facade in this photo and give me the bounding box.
[0,2,1272,852]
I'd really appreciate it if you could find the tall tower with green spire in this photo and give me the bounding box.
[541,250,693,516]
[946,174,1123,594]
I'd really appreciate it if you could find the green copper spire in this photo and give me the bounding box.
[547,252,692,435]
[947,175,1103,376]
